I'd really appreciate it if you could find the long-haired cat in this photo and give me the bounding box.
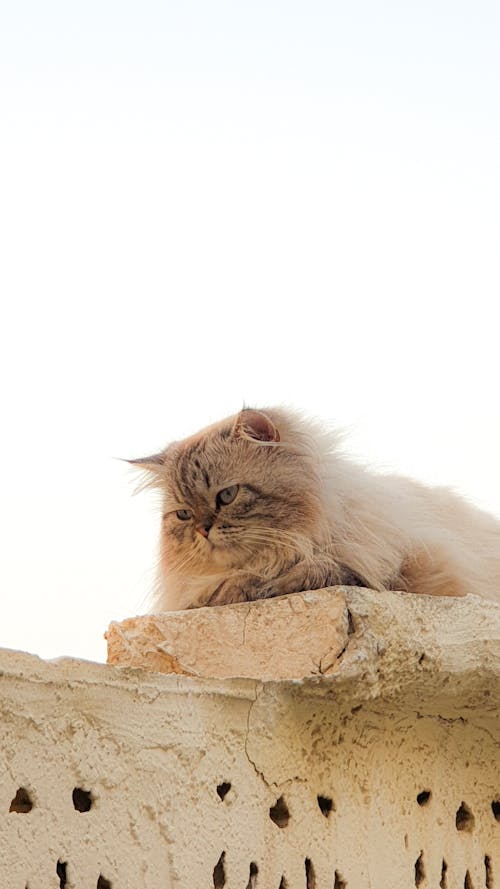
[131,408,500,611]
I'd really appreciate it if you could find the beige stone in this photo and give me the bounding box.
[105,587,349,680]
[0,587,499,889]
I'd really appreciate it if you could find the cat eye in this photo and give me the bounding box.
[176,509,192,520]
[216,485,239,506]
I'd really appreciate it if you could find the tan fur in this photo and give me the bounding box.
[133,408,500,610]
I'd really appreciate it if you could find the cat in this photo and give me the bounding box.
[131,407,500,611]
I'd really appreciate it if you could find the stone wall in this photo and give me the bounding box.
[1,587,499,888]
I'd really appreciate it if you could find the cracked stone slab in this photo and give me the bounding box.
[105,587,349,680]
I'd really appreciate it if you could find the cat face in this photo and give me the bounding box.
[134,409,323,588]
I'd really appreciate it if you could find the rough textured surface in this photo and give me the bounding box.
[106,587,349,679]
[1,587,499,889]
[106,585,500,697]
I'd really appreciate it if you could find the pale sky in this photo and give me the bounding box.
[1,1,499,663]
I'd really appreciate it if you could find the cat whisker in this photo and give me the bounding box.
[237,531,307,555]
[168,549,201,575]
[247,524,311,543]
[250,524,312,544]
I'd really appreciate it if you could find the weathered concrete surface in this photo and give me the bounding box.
[1,588,499,889]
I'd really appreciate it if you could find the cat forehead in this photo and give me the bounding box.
[166,437,238,493]
[162,422,290,502]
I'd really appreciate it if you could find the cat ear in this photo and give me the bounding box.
[233,409,280,443]
[126,452,166,472]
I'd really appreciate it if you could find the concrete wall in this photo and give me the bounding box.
[1,588,499,888]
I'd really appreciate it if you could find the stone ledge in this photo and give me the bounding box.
[105,587,500,709]
[1,587,498,712]
[106,586,348,681]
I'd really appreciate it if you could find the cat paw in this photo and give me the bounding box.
[205,582,250,607]
[245,581,279,601]
[205,575,283,607]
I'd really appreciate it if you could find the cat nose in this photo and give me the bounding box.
[196,522,212,538]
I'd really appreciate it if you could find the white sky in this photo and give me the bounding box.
[1,1,499,663]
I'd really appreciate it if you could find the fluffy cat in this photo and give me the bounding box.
[131,408,500,611]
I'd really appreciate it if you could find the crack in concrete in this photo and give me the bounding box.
[244,683,270,787]
[316,607,356,674]
[241,605,252,647]
[416,711,468,724]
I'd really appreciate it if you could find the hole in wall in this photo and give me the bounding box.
[317,795,334,817]
[334,870,347,888]
[73,788,93,812]
[216,782,231,801]
[492,800,500,822]
[97,878,112,889]
[485,855,493,889]
[456,802,475,832]
[269,796,290,828]
[246,862,258,889]
[415,851,425,887]
[305,858,316,889]
[416,790,431,806]
[464,871,474,889]
[440,860,448,889]
[213,852,226,888]
[278,879,288,889]
[57,860,67,889]
[9,787,33,813]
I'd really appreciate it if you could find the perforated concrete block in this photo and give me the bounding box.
[1,587,499,889]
